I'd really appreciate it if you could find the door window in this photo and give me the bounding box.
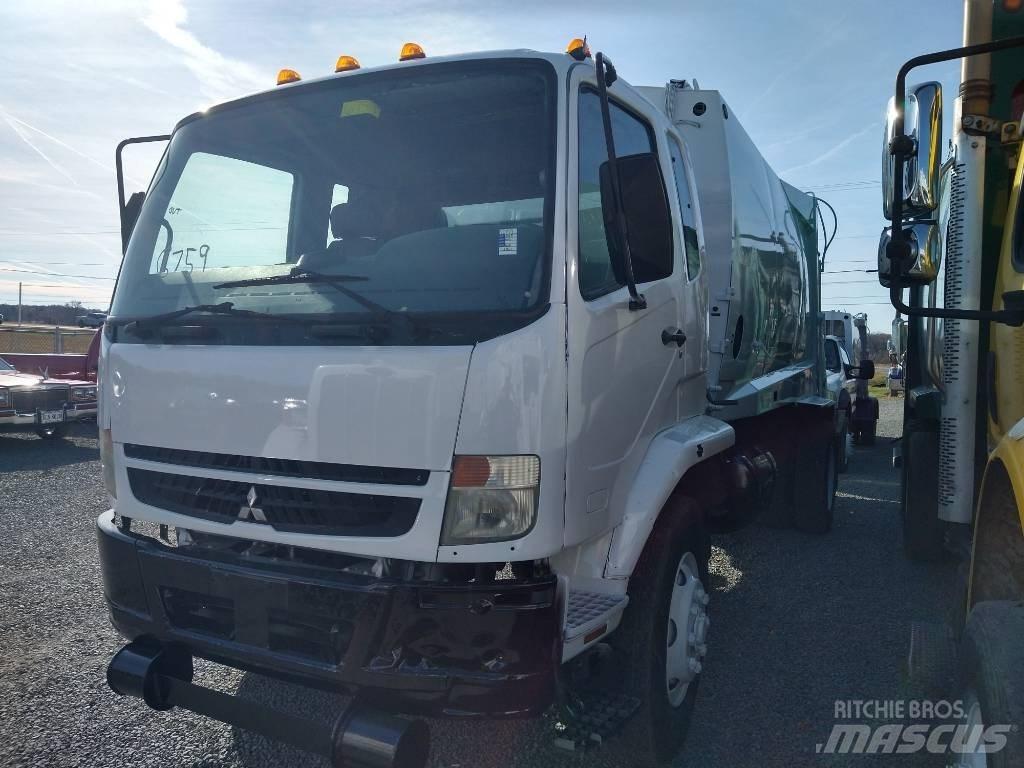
[668,137,701,280]
[825,339,841,373]
[577,89,663,299]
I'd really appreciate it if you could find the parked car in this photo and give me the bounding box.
[77,311,107,328]
[0,355,97,438]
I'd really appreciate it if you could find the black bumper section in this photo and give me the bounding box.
[98,512,560,719]
[108,640,430,768]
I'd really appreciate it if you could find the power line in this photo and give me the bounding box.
[0,260,113,267]
[0,267,115,280]
[0,229,122,236]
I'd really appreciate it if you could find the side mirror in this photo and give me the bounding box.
[853,360,876,381]
[120,191,146,255]
[891,316,907,357]
[599,152,673,285]
[878,222,940,287]
[883,81,942,221]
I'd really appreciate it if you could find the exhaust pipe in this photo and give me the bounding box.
[334,708,430,768]
[107,640,429,768]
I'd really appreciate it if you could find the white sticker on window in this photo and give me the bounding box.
[498,227,518,256]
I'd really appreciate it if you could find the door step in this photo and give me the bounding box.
[553,691,641,751]
[562,590,629,660]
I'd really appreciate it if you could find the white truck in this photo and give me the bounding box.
[822,310,879,447]
[98,41,864,768]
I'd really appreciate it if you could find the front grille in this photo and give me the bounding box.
[11,386,69,413]
[123,443,428,486]
[127,468,419,537]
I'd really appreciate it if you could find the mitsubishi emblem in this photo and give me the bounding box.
[238,486,267,523]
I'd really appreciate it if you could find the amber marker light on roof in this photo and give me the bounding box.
[566,37,591,61]
[276,69,302,85]
[335,55,361,72]
[399,42,426,61]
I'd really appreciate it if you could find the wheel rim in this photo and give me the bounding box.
[953,692,988,768]
[665,551,709,707]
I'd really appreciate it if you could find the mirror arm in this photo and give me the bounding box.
[886,36,1024,326]
[116,134,171,254]
[595,51,646,311]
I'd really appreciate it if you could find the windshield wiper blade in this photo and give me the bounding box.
[111,302,280,334]
[217,267,404,320]
[216,268,447,342]
[213,268,368,291]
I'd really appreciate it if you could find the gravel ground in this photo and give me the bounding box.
[0,398,959,767]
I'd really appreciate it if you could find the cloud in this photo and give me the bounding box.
[778,122,879,178]
[742,9,851,116]
[142,0,267,102]
[1,113,79,186]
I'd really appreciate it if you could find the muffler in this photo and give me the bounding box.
[107,640,430,768]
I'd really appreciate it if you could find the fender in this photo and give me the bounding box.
[983,418,1024,533]
[604,415,734,579]
[967,421,1024,608]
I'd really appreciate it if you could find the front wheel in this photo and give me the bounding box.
[902,427,945,561]
[953,602,1024,768]
[792,431,837,534]
[607,496,709,767]
[837,425,850,473]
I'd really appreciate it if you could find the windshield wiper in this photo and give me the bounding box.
[111,302,282,335]
[214,268,436,341]
[214,267,378,308]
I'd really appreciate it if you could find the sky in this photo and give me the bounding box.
[0,0,967,330]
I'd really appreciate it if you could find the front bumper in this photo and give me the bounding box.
[97,511,560,717]
[0,402,97,428]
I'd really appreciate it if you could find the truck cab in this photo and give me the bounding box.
[98,42,834,767]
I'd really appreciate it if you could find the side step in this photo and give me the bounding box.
[107,640,429,768]
[562,590,629,661]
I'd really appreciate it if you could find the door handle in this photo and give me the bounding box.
[662,328,687,347]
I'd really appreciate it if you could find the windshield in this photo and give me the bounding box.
[111,59,557,344]
[0,357,13,372]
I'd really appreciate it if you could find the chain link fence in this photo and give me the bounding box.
[0,327,96,355]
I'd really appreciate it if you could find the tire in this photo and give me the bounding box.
[863,420,876,446]
[606,495,709,768]
[902,427,945,561]
[35,423,67,439]
[837,425,850,473]
[791,431,837,534]
[954,601,1024,768]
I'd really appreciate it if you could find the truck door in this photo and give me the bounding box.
[564,79,686,546]
[665,132,707,408]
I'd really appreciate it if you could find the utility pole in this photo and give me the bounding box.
[18,282,22,326]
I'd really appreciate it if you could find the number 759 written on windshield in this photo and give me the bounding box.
[161,244,210,273]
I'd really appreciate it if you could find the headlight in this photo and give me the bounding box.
[71,385,97,402]
[100,428,116,499]
[441,455,539,545]
[0,387,9,409]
